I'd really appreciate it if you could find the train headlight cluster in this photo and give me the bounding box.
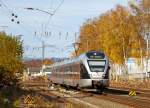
[90,73,101,78]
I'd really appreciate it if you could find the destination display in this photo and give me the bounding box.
[86,52,105,59]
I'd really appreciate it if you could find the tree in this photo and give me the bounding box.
[129,0,150,36]
[76,5,146,64]
[0,32,24,87]
[128,0,149,59]
[43,59,54,65]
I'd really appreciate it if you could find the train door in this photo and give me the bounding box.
[80,63,90,79]
[71,63,80,86]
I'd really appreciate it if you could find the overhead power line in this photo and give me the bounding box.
[0,0,44,42]
[0,0,13,13]
[25,7,54,16]
[44,0,64,30]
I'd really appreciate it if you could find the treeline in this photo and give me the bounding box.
[24,59,54,68]
[0,32,23,87]
[75,0,150,64]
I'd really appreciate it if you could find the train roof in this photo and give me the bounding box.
[51,53,85,67]
[51,51,106,67]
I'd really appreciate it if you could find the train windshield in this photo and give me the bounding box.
[88,60,106,72]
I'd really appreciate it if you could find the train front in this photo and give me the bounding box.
[82,51,110,89]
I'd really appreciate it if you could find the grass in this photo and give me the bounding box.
[0,88,12,108]
[13,99,20,108]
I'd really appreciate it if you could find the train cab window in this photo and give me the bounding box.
[88,60,106,72]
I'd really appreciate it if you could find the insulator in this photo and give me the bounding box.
[12,13,15,16]
[59,32,61,36]
[17,21,20,24]
[49,32,51,36]
[34,31,37,36]
[11,19,14,22]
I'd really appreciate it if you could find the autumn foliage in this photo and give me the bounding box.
[76,1,149,64]
[0,32,23,87]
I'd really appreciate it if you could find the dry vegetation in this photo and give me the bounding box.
[110,79,150,90]
[0,83,84,108]
[21,94,84,108]
[0,76,85,108]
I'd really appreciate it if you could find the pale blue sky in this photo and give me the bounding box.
[0,0,128,58]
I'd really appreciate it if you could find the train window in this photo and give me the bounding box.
[65,66,71,72]
[43,67,51,72]
[72,64,80,72]
[57,67,60,72]
[88,60,106,72]
[55,66,61,73]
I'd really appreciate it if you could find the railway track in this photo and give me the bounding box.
[107,87,150,98]
[79,88,150,108]
[53,85,150,108]
[48,87,129,108]
[23,81,150,108]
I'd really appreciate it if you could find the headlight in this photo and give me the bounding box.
[102,74,106,78]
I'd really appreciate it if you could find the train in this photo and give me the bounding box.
[48,50,110,90]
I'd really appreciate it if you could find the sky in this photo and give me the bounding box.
[0,0,128,58]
